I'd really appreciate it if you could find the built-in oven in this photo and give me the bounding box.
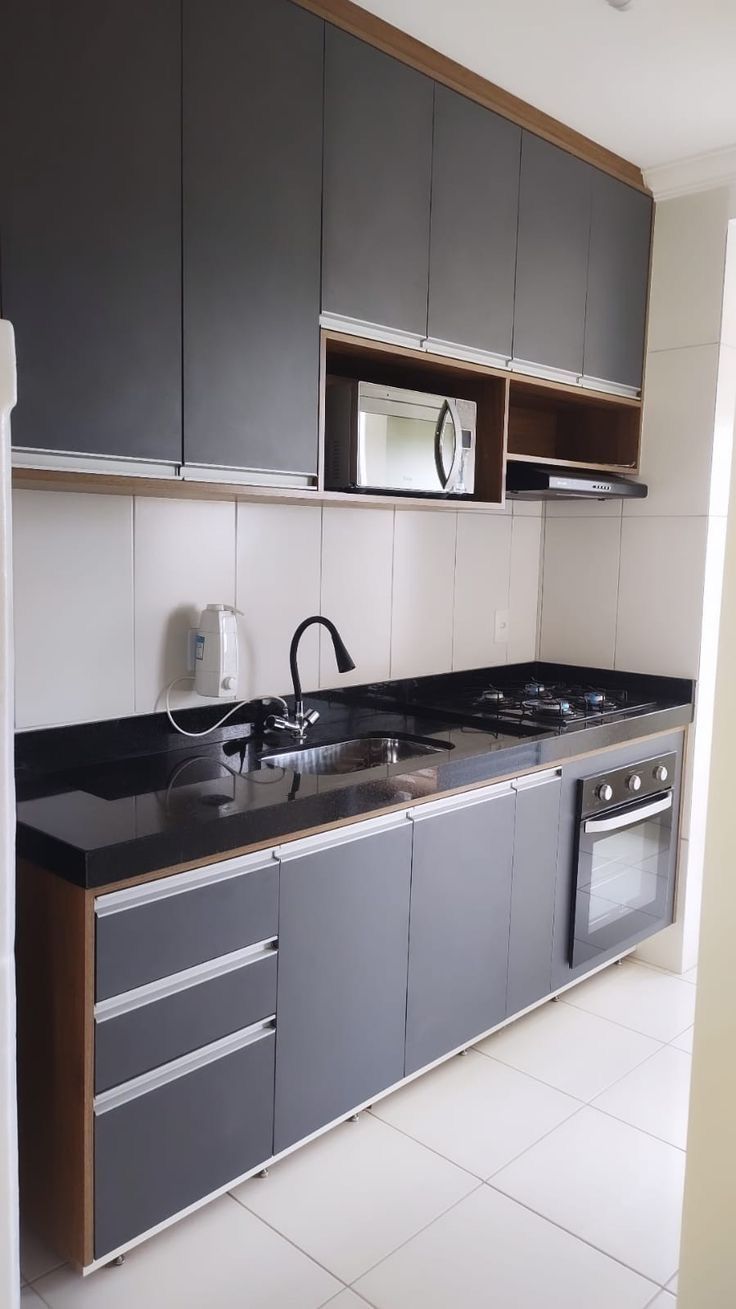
[570,751,678,968]
[324,379,477,497]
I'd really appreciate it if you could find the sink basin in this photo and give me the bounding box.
[260,733,450,776]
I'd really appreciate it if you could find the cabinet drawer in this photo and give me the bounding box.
[95,946,277,1093]
[94,1023,275,1258]
[95,851,278,1001]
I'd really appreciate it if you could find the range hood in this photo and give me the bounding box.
[506,463,648,501]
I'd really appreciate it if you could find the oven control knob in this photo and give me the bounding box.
[596,782,613,802]
[627,773,642,793]
[654,764,669,784]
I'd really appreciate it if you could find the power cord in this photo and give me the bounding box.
[164,677,253,738]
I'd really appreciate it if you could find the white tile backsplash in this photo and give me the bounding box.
[390,511,457,679]
[624,345,719,518]
[615,516,709,677]
[319,506,394,688]
[540,516,621,667]
[235,502,322,702]
[646,187,730,353]
[508,515,542,663]
[133,497,236,713]
[13,490,134,728]
[453,514,512,671]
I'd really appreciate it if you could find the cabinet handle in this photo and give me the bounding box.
[94,938,277,1023]
[93,1018,275,1116]
[512,769,562,792]
[277,811,410,860]
[409,780,513,821]
[95,848,278,918]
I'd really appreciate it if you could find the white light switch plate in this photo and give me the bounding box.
[494,609,510,643]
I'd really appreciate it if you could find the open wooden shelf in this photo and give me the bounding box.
[322,331,508,505]
[507,375,641,472]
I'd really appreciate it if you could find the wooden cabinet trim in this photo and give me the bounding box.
[291,0,647,192]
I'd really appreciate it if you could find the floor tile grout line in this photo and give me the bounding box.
[364,1106,487,1183]
[559,986,696,1045]
[484,1178,674,1293]
[225,1190,350,1293]
[475,1030,668,1105]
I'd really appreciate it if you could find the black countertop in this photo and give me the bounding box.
[15,662,694,889]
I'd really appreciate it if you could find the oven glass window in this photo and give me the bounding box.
[572,799,674,967]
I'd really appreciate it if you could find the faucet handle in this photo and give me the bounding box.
[302,708,320,729]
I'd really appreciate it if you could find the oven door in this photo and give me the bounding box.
[570,790,675,968]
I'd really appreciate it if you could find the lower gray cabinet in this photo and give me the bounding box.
[405,784,516,1075]
[507,772,562,1014]
[273,817,413,1154]
[94,1023,275,1258]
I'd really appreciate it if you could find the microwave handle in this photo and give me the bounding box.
[584,791,672,834]
[434,399,463,490]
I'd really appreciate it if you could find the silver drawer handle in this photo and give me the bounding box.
[96,847,278,917]
[584,792,673,834]
[94,1018,275,1116]
[94,938,277,1023]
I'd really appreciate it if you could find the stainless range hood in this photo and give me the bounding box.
[506,463,648,501]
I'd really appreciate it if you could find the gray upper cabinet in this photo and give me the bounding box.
[507,775,562,1015]
[322,27,434,337]
[584,173,653,390]
[428,87,521,359]
[0,0,181,462]
[513,133,592,377]
[405,786,515,1075]
[182,0,323,477]
[273,820,413,1153]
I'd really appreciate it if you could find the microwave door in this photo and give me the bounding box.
[434,399,462,491]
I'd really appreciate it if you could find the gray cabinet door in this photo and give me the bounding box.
[584,173,653,390]
[507,775,562,1015]
[428,87,520,358]
[0,0,181,461]
[183,0,323,476]
[274,820,413,1153]
[551,732,684,992]
[513,133,592,376]
[405,787,516,1075]
[322,26,434,336]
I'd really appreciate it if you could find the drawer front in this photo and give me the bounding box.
[94,1025,275,1258]
[95,948,277,1093]
[95,854,278,1000]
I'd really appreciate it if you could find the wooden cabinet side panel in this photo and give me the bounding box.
[16,862,94,1269]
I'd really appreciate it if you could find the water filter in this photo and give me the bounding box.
[194,604,239,699]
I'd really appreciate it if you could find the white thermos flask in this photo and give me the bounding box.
[194,604,240,699]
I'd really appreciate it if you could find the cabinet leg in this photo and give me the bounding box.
[106,1255,125,1269]
[348,1113,360,1122]
[551,994,560,1002]
[256,1168,270,1179]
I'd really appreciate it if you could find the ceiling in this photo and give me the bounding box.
[355,0,736,171]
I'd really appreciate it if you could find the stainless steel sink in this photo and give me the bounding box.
[260,734,450,776]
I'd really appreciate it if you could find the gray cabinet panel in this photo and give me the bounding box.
[551,733,684,992]
[183,0,323,475]
[0,0,181,460]
[584,173,653,390]
[94,1032,275,1257]
[507,778,562,1015]
[95,952,277,1093]
[322,26,434,335]
[273,823,412,1153]
[96,863,278,1000]
[428,87,520,357]
[513,133,592,375]
[405,790,515,1075]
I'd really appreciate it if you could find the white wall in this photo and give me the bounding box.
[539,189,736,972]
[11,493,543,730]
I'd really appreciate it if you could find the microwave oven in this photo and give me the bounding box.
[324,379,477,497]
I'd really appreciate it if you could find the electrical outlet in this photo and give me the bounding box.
[494,609,510,644]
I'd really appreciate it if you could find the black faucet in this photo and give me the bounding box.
[266,616,355,741]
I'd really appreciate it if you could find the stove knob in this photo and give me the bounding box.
[654,764,669,784]
[596,782,613,802]
[627,773,642,793]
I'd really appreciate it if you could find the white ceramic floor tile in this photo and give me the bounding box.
[670,1026,694,1053]
[562,960,697,1043]
[683,966,698,984]
[22,1289,47,1307]
[34,1196,339,1309]
[321,1292,371,1309]
[233,1113,476,1284]
[476,997,660,1101]
[668,1271,679,1293]
[20,1220,65,1284]
[371,1048,579,1178]
[492,1107,686,1286]
[646,1293,676,1308]
[355,1184,658,1309]
[593,1045,692,1149]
